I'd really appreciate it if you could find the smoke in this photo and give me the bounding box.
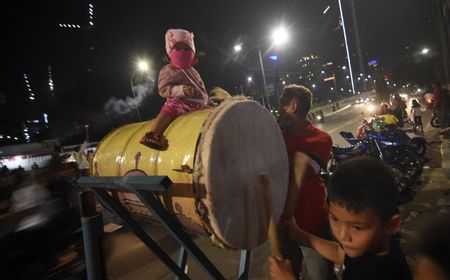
[104,75,155,116]
[48,123,86,144]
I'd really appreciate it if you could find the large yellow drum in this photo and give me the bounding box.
[93,99,289,250]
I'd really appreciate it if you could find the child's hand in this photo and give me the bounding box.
[269,256,296,280]
[183,85,194,97]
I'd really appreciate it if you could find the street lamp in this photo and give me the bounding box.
[247,76,253,83]
[84,124,90,142]
[137,60,149,72]
[271,26,289,47]
[232,25,290,109]
[421,48,430,55]
[130,59,150,120]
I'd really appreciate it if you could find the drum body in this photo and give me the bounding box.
[93,100,289,249]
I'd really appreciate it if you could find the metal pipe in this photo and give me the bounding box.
[80,191,107,280]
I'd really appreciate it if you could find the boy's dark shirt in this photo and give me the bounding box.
[342,238,412,280]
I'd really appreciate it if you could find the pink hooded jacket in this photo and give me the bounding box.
[158,29,208,105]
[158,64,208,105]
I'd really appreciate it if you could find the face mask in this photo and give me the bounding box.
[169,50,195,69]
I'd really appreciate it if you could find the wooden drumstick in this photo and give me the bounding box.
[260,175,281,257]
[283,152,308,218]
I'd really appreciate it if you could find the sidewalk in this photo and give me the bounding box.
[399,127,450,268]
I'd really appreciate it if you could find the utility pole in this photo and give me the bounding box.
[338,0,357,95]
[350,0,367,91]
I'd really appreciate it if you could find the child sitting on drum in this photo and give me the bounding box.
[140,28,211,150]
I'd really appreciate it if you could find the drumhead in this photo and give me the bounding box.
[193,99,289,249]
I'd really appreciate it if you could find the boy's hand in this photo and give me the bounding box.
[269,256,296,280]
[183,85,194,97]
[286,216,304,245]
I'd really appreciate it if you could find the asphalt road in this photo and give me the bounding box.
[315,98,433,147]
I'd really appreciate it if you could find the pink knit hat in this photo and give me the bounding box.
[165,29,196,55]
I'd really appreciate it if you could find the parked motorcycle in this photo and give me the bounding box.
[357,116,427,158]
[402,120,427,156]
[330,131,422,193]
[431,111,440,128]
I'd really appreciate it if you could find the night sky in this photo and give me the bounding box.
[0,0,435,143]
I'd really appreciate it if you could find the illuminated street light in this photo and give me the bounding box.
[233,44,269,108]
[421,48,430,55]
[137,60,149,72]
[271,26,289,46]
[269,55,278,61]
[233,26,289,108]
[130,59,151,120]
[247,76,252,82]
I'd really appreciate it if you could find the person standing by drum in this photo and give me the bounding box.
[276,85,334,280]
[140,28,211,150]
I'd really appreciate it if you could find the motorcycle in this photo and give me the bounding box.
[431,111,440,128]
[425,94,434,110]
[315,110,325,123]
[358,117,423,178]
[357,116,427,158]
[331,131,422,193]
[402,120,428,156]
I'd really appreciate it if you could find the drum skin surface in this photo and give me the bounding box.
[93,99,289,250]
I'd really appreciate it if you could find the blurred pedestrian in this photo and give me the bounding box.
[410,99,423,132]
[49,145,63,168]
[391,97,404,127]
[318,110,325,123]
[432,80,450,133]
[378,102,393,116]
[74,141,89,176]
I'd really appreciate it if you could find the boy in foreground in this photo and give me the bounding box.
[270,157,412,279]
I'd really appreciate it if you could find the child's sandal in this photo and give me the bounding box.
[139,132,169,151]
